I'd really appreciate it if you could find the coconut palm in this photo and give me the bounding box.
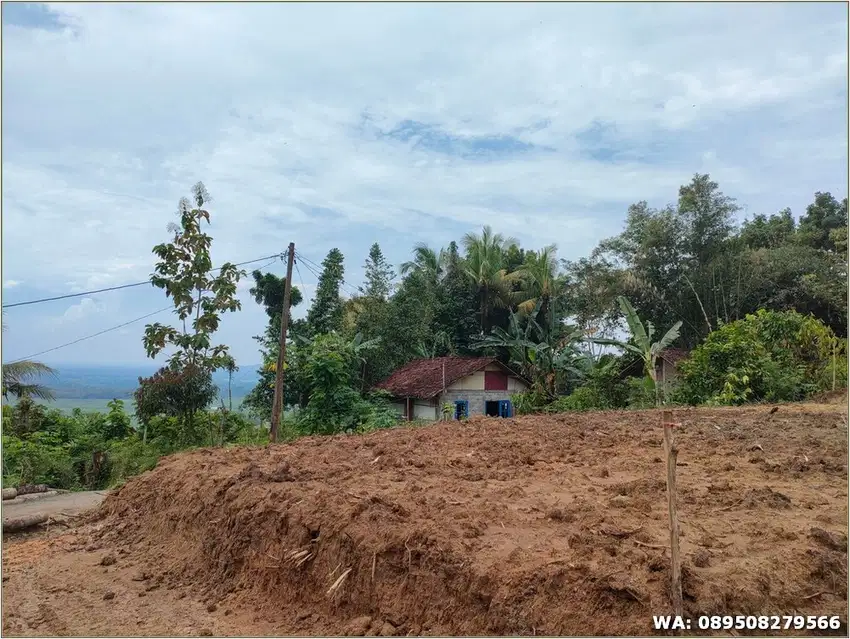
[508,245,563,334]
[2,360,56,401]
[462,226,518,332]
[400,243,446,284]
[1,316,56,401]
[592,295,682,406]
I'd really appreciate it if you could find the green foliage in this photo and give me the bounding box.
[143,182,245,373]
[2,359,57,401]
[307,248,346,335]
[293,334,400,436]
[511,389,550,415]
[133,365,218,445]
[676,310,846,406]
[593,295,682,405]
[2,395,264,491]
[360,243,394,300]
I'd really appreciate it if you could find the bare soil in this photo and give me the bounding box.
[2,403,848,636]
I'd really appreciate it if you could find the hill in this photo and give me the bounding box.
[3,403,845,636]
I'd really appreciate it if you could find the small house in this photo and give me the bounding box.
[374,356,529,420]
[655,348,689,395]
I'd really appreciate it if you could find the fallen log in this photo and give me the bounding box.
[2,488,17,501]
[16,484,51,496]
[7,491,59,504]
[2,513,48,533]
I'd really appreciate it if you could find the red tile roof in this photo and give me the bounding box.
[658,348,690,365]
[373,356,507,399]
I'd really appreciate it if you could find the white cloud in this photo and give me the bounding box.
[1,2,846,364]
[4,280,22,289]
[59,297,106,323]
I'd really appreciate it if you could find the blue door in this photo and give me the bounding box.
[498,400,513,418]
[454,400,469,420]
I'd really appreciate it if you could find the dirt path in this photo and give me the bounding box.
[3,491,108,522]
[2,403,847,636]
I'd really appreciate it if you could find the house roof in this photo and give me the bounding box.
[373,356,516,399]
[657,348,690,366]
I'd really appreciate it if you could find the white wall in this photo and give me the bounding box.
[508,377,528,392]
[413,400,437,421]
[446,368,528,393]
[447,370,485,391]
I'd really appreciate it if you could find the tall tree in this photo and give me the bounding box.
[306,248,345,335]
[400,243,446,288]
[797,192,848,253]
[434,241,479,355]
[141,182,244,432]
[360,243,394,300]
[462,225,517,333]
[249,269,304,339]
[739,209,795,250]
[677,173,738,264]
[509,245,561,335]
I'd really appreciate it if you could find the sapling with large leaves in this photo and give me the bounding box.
[141,182,245,436]
[593,296,682,406]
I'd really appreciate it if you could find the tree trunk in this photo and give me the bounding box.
[3,513,49,533]
[16,484,51,496]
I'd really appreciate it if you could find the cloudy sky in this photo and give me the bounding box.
[2,2,847,367]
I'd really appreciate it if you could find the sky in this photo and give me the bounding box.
[1,2,847,367]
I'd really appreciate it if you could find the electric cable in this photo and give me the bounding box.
[2,252,285,309]
[7,306,174,364]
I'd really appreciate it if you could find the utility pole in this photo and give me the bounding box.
[270,242,295,443]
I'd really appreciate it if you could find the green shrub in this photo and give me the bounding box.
[626,376,656,409]
[676,309,845,406]
[107,436,162,487]
[511,389,549,414]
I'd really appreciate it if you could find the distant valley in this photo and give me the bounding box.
[14,364,263,411]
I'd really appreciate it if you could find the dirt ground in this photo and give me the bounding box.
[2,402,848,636]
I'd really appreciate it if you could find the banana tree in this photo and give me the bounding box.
[475,299,586,397]
[592,296,681,406]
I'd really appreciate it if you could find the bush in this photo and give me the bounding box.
[511,389,549,414]
[626,376,656,409]
[676,309,846,406]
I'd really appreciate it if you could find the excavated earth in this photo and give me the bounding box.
[2,402,848,636]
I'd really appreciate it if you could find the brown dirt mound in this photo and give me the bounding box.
[3,403,848,636]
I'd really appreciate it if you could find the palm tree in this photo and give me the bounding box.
[508,245,562,334]
[462,226,518,333]
[2,360,57,401]
[222,356,239,411]
[592,296,682,406]
[1,316,56,401]
[400,243,446,284]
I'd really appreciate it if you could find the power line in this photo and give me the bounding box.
[2,252,285,309]
[8,306,174,364]
[295,250,360,297]
[6,255,288,363]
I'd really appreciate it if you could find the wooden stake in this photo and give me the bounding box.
[270,243,296,444]
[662,409,684,619]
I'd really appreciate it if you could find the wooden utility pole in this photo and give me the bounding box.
[662,409,684,619]
[270,243,296,443]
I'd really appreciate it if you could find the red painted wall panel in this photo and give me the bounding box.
[484,371,508,391]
